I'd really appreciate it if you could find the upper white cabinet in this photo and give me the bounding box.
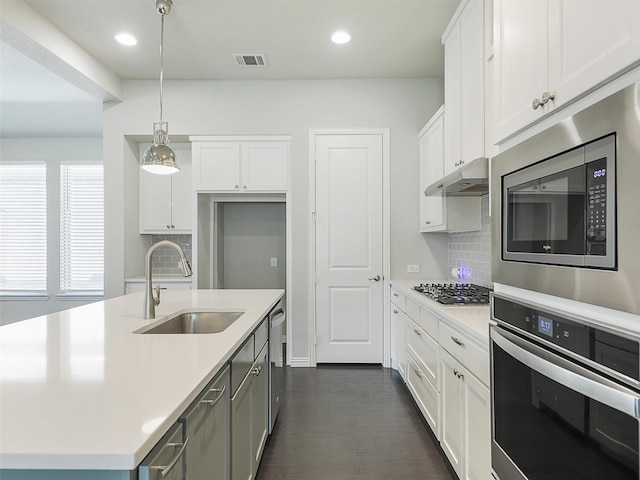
[419,107,481,233]
[191,136,289,192]
[442,0,486,175]
[494,0,640,142]
[139,143,192,234]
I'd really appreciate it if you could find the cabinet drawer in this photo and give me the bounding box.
[418,306,439,340]
[406,318,439,388]
[231,336,254,395]
[405,298,420,322]
[439,322,489,386]
[254,318,268,357]
[407,353,440,440]
[390,288,406,312]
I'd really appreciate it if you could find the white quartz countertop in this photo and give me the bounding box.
[390,279,491,346]
[0,289,284,471]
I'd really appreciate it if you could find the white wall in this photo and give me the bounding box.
[0,137,103,325]
[103,78,448,364]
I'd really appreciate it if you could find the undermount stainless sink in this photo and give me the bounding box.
[136,311,244,334]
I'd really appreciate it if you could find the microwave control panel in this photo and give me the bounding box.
[586,156,608,254]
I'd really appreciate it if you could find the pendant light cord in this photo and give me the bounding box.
[158,13,165,128]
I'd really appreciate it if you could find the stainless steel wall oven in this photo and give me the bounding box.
[491,293,640,480]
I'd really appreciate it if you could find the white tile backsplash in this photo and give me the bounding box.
[150,234,192,275]
[448,194,492,287]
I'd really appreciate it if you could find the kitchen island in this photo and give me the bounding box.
[0,288,284,478]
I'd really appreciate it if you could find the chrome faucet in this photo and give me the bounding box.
[144,240,193,319]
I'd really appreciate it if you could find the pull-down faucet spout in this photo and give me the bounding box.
[144,240,192,319]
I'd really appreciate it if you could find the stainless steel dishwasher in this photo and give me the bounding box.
[269,302,285,432]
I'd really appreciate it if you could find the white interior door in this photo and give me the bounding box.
[314,133,384,363]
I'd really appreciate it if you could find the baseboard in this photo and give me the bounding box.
[289,356,311,367]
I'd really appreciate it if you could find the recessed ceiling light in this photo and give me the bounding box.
[331,31,351,45]
[115,33,138,46]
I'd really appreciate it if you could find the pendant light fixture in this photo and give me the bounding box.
[141,0,180,175]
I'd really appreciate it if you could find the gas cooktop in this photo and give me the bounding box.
[413,282,492,305]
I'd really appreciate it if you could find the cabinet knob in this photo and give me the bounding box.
[459,160,464,166]
[235,184,239,189]
[541,91,555,105]
[532,97,542,110]
[243,185,247,189]
[425,221,432,225]
[454,161,460,167]
[171,225,175,229]
[166,225,171,229]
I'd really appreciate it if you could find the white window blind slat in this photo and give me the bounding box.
[60,164,104,293]
[0,163,47,292]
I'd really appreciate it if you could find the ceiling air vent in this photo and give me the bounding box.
[233,54,267,67]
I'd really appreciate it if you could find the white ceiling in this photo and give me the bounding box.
[0,0,460,136]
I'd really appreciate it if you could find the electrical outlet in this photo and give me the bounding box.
[271,257,278,267]
[407,264,420,273]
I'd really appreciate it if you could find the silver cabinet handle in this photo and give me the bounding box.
[393,309,399,314]
[252,365,262,376]
[201,385,226,408]
[425,220,432,225]
[437,183,444,189]
[451,336,465,347]
[414,328,422,336]
[414,368,422,379]
[151,437,189,478]
[369,275,381,281]
[453,368,464,379]
[492,327,640,418]
[541,91,555,105]
[393,293,399,297]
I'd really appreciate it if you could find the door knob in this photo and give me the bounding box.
[368,275,381,281]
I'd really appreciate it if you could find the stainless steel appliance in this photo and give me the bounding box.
[269,302,285,432]
[490,293,640,480]
[491,81,640,315]
[413,282,491,305]
[502,133,615,269]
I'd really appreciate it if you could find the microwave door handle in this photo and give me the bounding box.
[491,327,640,419]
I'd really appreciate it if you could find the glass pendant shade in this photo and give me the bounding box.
[141,123,180,175]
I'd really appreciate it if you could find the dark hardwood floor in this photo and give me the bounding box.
[257,365,457,480]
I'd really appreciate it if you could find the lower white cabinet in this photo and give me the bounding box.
[391,299,407,380]
[231,319,269,480]
[406,352,440,439]
[180,366,230,480]
[439,344,490,480]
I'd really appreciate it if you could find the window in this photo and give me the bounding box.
[0,163,47,292]
[60,163,104,293]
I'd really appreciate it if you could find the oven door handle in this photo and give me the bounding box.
[491,326,640,419]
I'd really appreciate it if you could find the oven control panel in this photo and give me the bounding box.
[492,295,639,382]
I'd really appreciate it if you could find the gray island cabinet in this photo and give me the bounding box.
[0,289,283,480]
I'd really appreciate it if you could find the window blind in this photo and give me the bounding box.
[60,164,104,293]
[0,163,47,292]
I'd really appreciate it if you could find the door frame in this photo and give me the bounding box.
[308,128,391,367]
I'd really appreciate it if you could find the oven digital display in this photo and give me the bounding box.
[538,316,554,337]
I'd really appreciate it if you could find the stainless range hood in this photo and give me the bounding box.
[424,157,489,196]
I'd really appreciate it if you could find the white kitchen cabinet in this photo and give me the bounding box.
[139,143,192,234]
[494,0,640,142]
[419,107,481,234]
[439,323,490,480]
[442,0,485,175]
[190,137,289,192]
[390,288,407,380]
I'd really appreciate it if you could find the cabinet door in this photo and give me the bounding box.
[170,153,192,232]
[443,21,462,176]
[494,0,549,141]
[419,109,445,232]
[459,0,485,164]
[406,353,440,440]
[440,348,463,477]
[231,370,253,480]
[390,303,407,379]
[548,0,640,108]
[242,142,288,191]
[140,168,172,233]
[193,143,241,191]
[462,370,490,480]
[251,344,269,478]
[182,367,230,480]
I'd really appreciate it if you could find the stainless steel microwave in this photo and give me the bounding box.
[491,80,640,316]
[502,134,616,269]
